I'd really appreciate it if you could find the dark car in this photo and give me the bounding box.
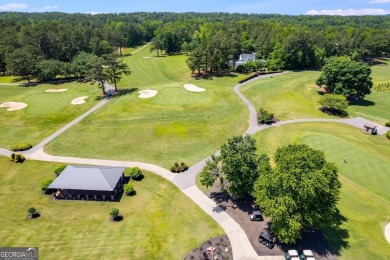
[258,231,275,249]
[250,210,263,221]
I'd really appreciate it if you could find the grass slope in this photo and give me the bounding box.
[46,46,248,168]
[252,122,390,259]
[0,83,98,148]
[348,58,390,123]
[240,71,332,120]
[241,61,390,123]
[0,158,223,259]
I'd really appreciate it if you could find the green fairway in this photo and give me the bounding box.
[0,75,27,84]
[241,62,390,123]
[46,46,248,168]
[252,122,390,259]
[240,71,333,120]
[347,59,390,123]
[0,158,223,259]
[0,83,99,149]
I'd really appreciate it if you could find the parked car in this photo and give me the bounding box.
[250,210,263,221]
[258,231,275,249]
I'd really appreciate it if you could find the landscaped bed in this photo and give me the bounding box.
[184,234,233,260]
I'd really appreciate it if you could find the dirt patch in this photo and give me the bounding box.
[203,182,337,259]
[0,102,28,111]
[184,234,233,260]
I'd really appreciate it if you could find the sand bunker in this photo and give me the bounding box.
[45,89,68,93]
[0,102,28,111]
[71,96,88,105]
[142,57,151,59]
[183,84,206,92]
[138,90,158,99]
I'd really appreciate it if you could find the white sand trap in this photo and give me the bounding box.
[183,84,206,92]
[71,96,88,105]
[142,57,151,59]
[45,88,68,93]
[0,102,28,111]
[138,90,158,99]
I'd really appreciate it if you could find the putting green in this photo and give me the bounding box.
[252,122,390,259]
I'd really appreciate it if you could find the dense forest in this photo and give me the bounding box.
[0,12,389,80]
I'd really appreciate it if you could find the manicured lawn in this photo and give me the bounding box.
[240,71,333,120]
[347,59,390,123]
[252,122,390,259]
[0,82,99,149]
[241,62,390,123]
[0,158,223,259]
[0,75,27,84]
[46,46,248,168]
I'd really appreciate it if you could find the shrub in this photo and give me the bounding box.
[128,167,143,180]
[11,143,32,151]
[41,178,54,193]
[124,183,135,196]
[170,162,189,173]
[110,208,119,218]
[386,121,390,127]
[318,94,348,114]
[11,153,25,163]
[257,107,274,124]
[54,165,66,176]
[27,207,36,215]
[387,130,390,140]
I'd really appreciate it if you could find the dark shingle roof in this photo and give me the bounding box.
[48,165,124,191]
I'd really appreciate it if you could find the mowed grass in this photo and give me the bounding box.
[240,71,332,120]
[241,62,390,123]
[252,122,390,259]
[347,58,390,123]
[0,158,223,259]
[46,46,248,168]
[0,83,98,148]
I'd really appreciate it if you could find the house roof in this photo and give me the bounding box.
[238,53,256,60]
[48,165,124,191]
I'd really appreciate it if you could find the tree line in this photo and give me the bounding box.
[0,12,389,80]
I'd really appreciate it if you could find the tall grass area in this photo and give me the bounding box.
[252,122,390,259]
[0,83,98,148]
[46,47,248,168]
[0,158,223,259]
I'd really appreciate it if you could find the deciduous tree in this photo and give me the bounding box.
[253,144,341,244]
[316,57,373,101]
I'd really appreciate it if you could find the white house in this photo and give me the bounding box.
[235,53,256,66]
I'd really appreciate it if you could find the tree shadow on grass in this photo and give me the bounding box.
[322,209,350,256]
[113,87,138,98]
[349,99,375,107]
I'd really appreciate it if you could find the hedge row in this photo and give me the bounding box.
[387,130,390,140]
[238,70,283,84]
[11,143,32,151]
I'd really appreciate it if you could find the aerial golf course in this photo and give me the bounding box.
[0,44,389,259]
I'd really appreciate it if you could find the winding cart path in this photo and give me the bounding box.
[1,65,389,259]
